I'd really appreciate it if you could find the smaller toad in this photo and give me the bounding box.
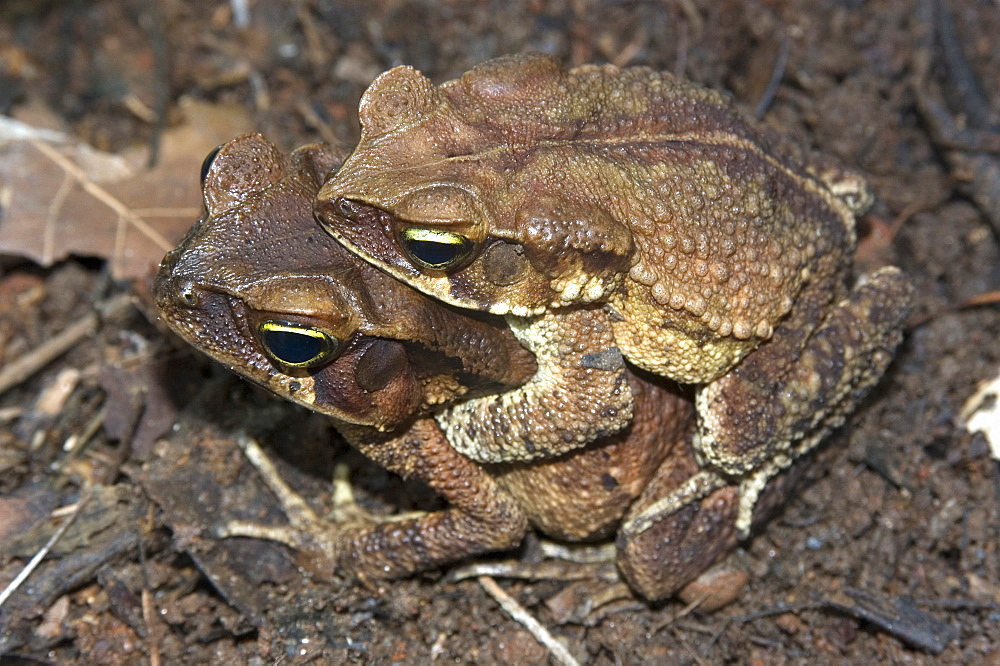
[155,135,536,576]
[315,54,913,534]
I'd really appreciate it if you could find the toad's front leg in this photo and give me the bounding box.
[438,306,634,464]
[221,419,529,580]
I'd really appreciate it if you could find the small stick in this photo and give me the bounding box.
[0,487,94,609]
[449,560,618,583]
[477,576,580,666]
[0,294,131,396]
[754,35,790,119]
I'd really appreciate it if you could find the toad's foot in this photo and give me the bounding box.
[615,467,739,601]
[218,435,420,565]
[616,400,845,601]
[439,307,634,464]
[222,424,531,580]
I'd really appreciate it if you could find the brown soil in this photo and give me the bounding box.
[1,1,998,663]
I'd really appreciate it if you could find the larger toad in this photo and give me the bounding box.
[315,54,913,534]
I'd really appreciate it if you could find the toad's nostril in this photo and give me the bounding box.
[178,283,199,307]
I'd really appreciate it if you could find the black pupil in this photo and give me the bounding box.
[409,238,462,267]
[200,145,223,184]
[264,328,325,365]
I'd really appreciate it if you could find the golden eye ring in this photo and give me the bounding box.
[257,320,340,369]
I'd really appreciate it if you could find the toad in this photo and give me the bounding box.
[155,134,775,599]
[315,54,913,535]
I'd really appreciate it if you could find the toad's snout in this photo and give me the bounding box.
[152,247,206,313]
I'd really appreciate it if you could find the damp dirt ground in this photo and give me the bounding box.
[1,1,998,663]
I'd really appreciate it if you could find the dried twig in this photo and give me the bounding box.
[477,576,580,666]
[754,35,790,119]
[731,589,958,655]
[907,290,1000,329]
[0,293,132,396]
[0,487,95,609]
[449,559,618,584]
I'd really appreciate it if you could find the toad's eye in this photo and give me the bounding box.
[257,320,339,368]
[200,144,224,185]
[399,227,475,270]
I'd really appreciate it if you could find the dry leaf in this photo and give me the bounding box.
[0,98,254,279]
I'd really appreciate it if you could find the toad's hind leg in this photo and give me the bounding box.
[696,265,913,535]
[623,266,912,548]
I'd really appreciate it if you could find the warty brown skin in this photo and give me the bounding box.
[155,134,771,598]
[315,53,913,536]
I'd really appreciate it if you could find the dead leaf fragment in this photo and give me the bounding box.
[36,594,70,640]
[0,99,253,279]
[960,370,1000,461]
